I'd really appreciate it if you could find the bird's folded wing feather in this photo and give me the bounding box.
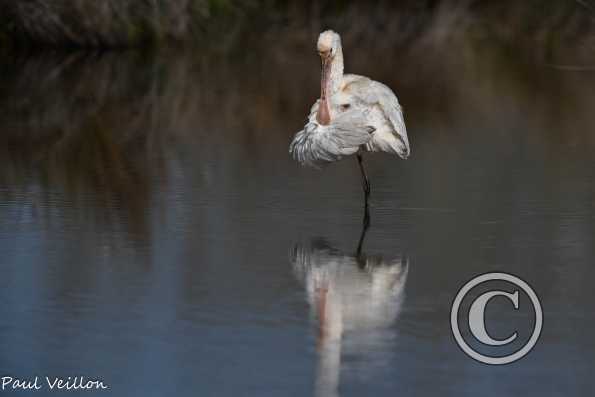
[373,81,410,157]
[343,75,410,158]
[290,110,374,167]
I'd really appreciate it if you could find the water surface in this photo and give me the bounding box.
[1,37,594,396]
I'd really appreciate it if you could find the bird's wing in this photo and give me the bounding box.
[290,110,374,167]
[343,75,410,158]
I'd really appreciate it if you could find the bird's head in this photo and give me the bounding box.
[317,30,341,60]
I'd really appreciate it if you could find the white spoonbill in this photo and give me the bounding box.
[290,30,410,213]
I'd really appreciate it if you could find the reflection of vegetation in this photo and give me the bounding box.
[0,52,165,242]
[0,29,593,244]
[0,45,314,242]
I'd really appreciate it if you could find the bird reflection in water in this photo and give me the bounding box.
[290,226,408,397]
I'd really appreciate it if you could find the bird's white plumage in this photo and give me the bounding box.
[338,74,410,157]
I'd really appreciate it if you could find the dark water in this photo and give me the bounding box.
[1,35,595,396]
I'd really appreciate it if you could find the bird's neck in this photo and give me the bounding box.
[328,47,344,96]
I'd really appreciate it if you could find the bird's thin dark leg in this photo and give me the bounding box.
[356,153,371,228]
[356,153,371,198]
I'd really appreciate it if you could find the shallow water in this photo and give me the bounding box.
[1,36,594,396]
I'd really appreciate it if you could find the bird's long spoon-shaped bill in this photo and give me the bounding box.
[317,56,331,125]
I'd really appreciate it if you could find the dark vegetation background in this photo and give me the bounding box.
[0,1,593,66]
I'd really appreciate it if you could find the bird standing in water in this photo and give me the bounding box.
[290,30,410,225]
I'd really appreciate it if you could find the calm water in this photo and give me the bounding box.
[1,35,594,396]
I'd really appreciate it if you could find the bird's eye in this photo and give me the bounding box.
[340,103,351,111]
